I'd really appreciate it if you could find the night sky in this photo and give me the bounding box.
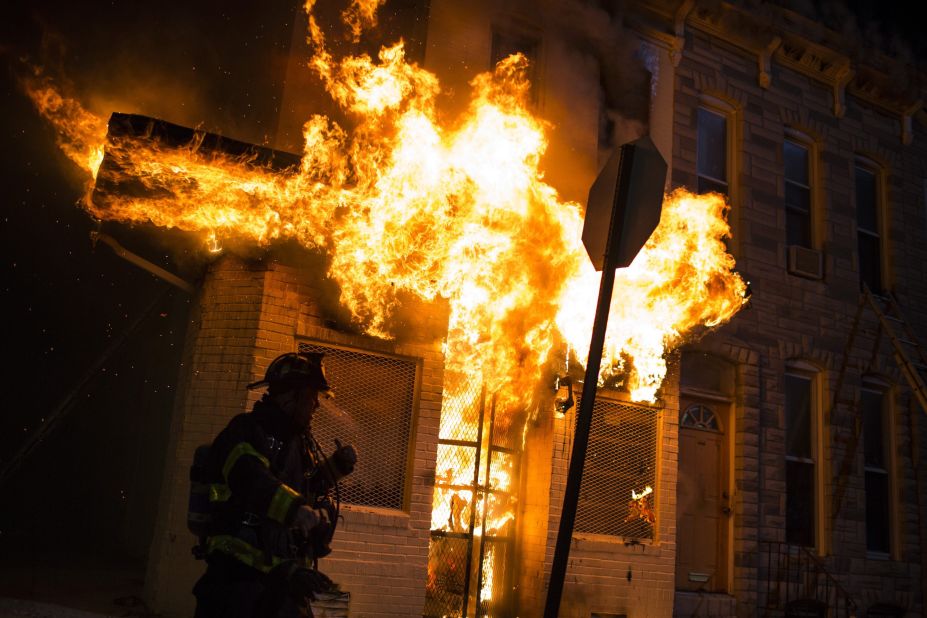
[0,0,924,581]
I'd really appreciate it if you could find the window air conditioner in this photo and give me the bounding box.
[787,245,823,280]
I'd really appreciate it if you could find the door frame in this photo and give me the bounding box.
[676,389,735,594]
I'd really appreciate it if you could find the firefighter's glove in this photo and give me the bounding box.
[330,439,357,479]
[308,499,336,559]
[279,563,338,601]
[293,505,329,540]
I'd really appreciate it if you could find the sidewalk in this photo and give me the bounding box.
[0,598,118,618]
[0,556,148,618]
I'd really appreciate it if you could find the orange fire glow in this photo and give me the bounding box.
[22,68,106,180]
[22,28,746,411]
[25,2,747,610]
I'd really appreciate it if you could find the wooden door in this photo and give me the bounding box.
[675,402,727,592]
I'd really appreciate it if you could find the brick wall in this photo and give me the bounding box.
[145,255,268,617]
[673,24,927,616]
[145,256,446,617]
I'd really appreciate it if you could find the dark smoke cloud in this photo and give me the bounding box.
[545,0,652,138]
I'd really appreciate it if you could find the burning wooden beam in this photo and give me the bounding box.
[90,112,301,212]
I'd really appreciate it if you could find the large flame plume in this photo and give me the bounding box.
[24,2,747,609]
[21,55,746,407]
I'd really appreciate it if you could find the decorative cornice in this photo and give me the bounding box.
[687,2,781,89]
[774,33,854,117]
[626,0,926,144]
[623,0,691,65]
[848,65,923,145]
[623,1,925,143]
[671,0,696,68]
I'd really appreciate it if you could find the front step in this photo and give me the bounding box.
[673,591,737,617]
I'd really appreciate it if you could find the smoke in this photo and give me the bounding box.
[7,1,301,148]
[545,1,652,140]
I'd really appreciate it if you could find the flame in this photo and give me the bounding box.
[24,1,747,609]
[556,189,747,401]
[21,41,745,411]
[21,68,106,180]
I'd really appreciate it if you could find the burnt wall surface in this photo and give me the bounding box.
[144,255,446,617]
[673,23,927,617]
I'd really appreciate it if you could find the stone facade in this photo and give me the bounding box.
[669,5,927,616]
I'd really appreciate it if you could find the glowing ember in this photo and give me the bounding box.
[626,485,656,525]
[24,0,748,610]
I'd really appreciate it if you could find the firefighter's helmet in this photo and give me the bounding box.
[247,352,333,398]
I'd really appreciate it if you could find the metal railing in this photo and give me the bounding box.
[760,541,858,617]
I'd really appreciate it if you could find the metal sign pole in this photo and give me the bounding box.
[542,261,618,618]
[543,135,666,617]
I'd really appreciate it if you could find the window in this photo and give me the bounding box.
[575,397,659,539]
[491,29,539,102]
[856,160,883,293]
[785,372,819,547]
[862,386,892,554]
[697,108,728,196]
[784,139,812,248]
[298,340,419,510]
[680,403,720,430]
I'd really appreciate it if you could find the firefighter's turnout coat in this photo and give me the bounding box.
[200,397,326,575]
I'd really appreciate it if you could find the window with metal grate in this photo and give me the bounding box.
[298,340,420,510]
[574,396,659,539]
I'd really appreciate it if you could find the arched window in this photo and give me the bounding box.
[680,403,721,431]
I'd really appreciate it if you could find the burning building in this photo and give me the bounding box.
[18,0,927,616]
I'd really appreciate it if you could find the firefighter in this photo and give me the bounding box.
[193,351,357,618]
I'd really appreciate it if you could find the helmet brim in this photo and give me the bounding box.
[247,379,335,399]
[246,379,269,391]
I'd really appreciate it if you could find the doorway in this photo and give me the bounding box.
[675,398,730,592]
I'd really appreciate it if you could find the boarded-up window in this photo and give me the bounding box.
[575,397,659,539]
[298,341,419,510]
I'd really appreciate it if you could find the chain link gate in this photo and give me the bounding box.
[425,382,520,618]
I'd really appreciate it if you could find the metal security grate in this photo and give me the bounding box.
[575,396,659,539]
[298,341,419,510]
